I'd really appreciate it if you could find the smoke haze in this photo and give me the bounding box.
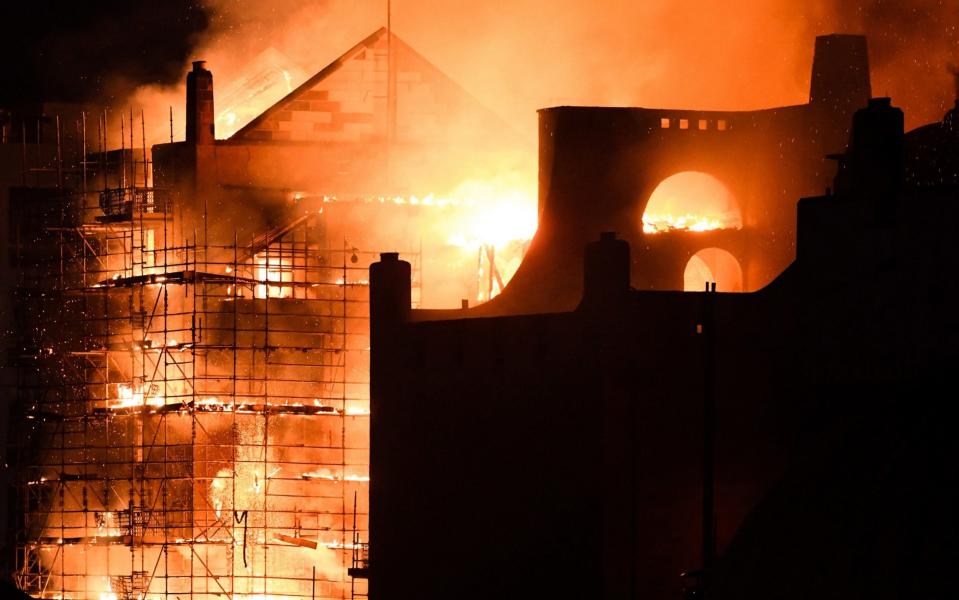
[822,0,959,127]
[7,1,954,138]
[175,0,959,139]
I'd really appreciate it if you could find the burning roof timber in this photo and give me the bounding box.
[367,44,959,600]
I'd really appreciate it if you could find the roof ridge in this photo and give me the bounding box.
[229,27,387,141]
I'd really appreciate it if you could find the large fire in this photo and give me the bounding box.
[442,181,538,250]
[308,174,538,304]
[16,19,544,600]
[28,170,534,600]
[203,420,345,599]
[442,180,537,302]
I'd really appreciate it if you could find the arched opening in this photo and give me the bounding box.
[684,248,743,292]
[642,171,742,234]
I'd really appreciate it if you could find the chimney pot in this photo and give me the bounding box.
[192,60,207,72]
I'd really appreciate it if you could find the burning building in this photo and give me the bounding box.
[151,26,536,307]
[367,49,959,600]
[3,28,533,600]
[4,18,952,600]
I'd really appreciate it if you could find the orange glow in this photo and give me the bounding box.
[642,171,742,234]
[442,181,537,251]
[643,214,727,233]
[315,181,538,252]
[95,511,122,537]
[214,47,303,139]
[204,424,344,599]
[111,383,165,409]
[99,588,118,600]
[441,178,537,302]
[684,247,744,292]
[255,255,293,298]
[301,469,370,482]
[26,3,955,598]
[314,174,538,304]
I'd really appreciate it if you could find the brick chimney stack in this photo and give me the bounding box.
[186,61,215,144]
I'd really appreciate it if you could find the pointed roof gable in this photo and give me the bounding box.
[229,27,518,146]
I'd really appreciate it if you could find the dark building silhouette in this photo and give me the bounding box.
[471,33,871,315]
[368,58,959,600]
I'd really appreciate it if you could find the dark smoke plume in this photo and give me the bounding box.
[0,1,209,104]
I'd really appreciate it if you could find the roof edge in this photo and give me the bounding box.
[229,27,388,141]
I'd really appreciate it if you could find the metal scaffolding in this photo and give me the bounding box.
[9,119,419,599]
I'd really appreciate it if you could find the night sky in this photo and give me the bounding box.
[0,1,208,104]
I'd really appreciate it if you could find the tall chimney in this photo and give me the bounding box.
[810,35,871,110]
[809,35,872,158]
[368,251,411,599]
[186,60,215,144]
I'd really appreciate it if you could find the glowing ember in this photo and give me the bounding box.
[642,213,727,233]
[95,511,122,537]
[301,469,370,482]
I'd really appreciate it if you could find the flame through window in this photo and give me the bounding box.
[642,171,742,234]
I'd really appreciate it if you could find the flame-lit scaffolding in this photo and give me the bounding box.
[11,144,419,599]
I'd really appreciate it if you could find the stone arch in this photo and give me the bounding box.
[683,247,744,292]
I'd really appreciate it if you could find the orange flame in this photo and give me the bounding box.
[111,383,165,409]
[642,171,742,235]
